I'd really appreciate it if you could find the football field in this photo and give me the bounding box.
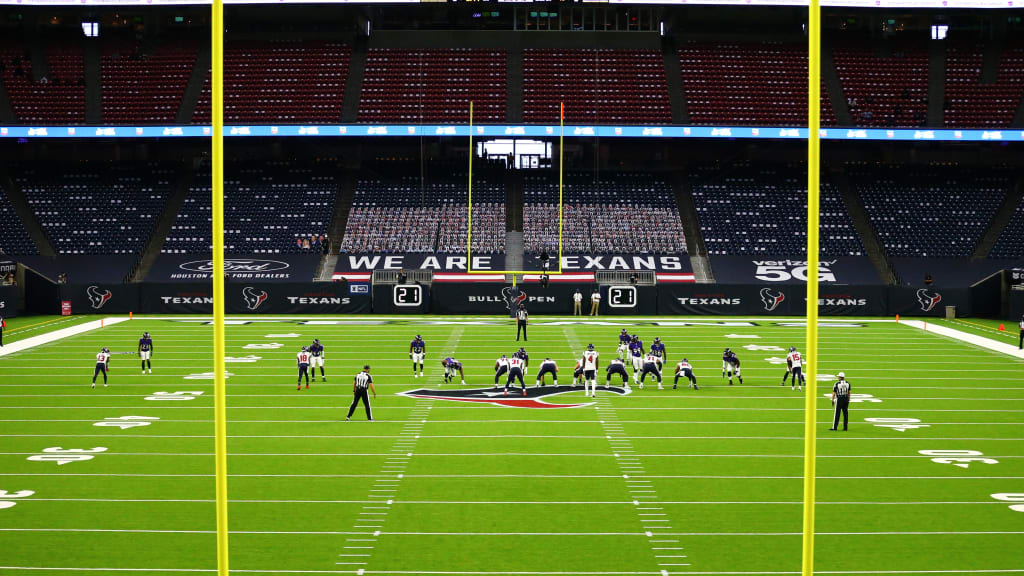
[1,315,1022,575]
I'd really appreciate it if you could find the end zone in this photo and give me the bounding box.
[0,317,130,358]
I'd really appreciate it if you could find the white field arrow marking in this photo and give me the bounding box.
[244,343,283,349]
[743,344,784,351]
[764,357,788,365]
[226,355,262,363]
[266,333,302,338]
[184,372,235,380]
[724,334,760,339]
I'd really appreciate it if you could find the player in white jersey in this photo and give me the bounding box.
[91,347,111,389]
[505,355,527,396]
[494,354,510,388]
[580,344,600,397]
[673,358,698,390]
[535,358,559,387]
[296,346,312,390]
[639,353,663,389]
[783,347,805,391]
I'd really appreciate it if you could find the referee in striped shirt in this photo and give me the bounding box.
[830,372,851,431]
[346,365,376,421]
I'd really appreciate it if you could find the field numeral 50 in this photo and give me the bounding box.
[145,391,204,401]
[919,449,998,469]
[27,447,107,466]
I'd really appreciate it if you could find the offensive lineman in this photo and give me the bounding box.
[581,344,600,397]
[138,332,154,374]
[674,357,698,390]
[296,345,312,390]
[628,335,645,384]
[573,358,585,386]
[514,347,530,376]
[494,354,510,388]
[535,357,558,387]
[310,338,326,382]
[606,357,630,387]
[616,329,631,360]
[91,347,111,388]
[442,356,466,385]
[639,352,663,390]
[505,353,527,396]
[722,348,743,385]
[783,346,805,391]
[410,334,426,378]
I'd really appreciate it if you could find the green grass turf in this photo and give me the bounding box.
[0,315,104,345]
[0,314,1022,575]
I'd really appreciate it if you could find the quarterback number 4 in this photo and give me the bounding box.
[919,449,998,469]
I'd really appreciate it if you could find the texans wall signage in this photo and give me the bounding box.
[709,256,884,285]
[148,254,320,283]
[59,284,140,314]
[658,284,888,316]
[335,253,691,273]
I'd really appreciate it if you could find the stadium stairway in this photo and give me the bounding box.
[340,37,368,123]
[971,167,1024,259]
[318,172,354,281]
[176,42,210,124]
[0,171,55,258]
[832,166,897,284]
[927,39,946,127]
[84,39,101,124]
[0,77,14,123]
[672,172,713,283]
[662,37,688,124]
[505,231,523,278]
[506,48,523,123]
[506,170,523,233]
[822,36,853,126]
[129,165,193,282]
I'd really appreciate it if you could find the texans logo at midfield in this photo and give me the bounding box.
[86,286,112,310]
[500,287,528,311]
[916,289,942,312]
[242,287,269,311]
[759,288,785,312]
[399,385,631,409]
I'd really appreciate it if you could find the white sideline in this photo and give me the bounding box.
[899,320,1024,359]
[0,317,129,358]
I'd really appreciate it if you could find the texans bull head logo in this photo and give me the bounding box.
[916,289,942,312]
[86,285,112,309]
[399,385,631,409]
[242,287,269,311]
[500,287,528,311]
[759,288,785,312]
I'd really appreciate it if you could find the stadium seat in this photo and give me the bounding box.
[101,37,197,124]
[833,37,929,128]
[944,38,1024,128]
[0,192,38,255]
[0,39,86,124]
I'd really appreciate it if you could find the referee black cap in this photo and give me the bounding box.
[363,364,371,370]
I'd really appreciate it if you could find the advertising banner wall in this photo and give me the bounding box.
[0,285,19,318]
[336,253,691,273]
[0,260,16,276]
[709,256,884,285]
[887,286,969,317]
[147,254,320,283]
[136,283,371,314]
[1010,291,1024,322]
[657,284,888,316]
[60,284,140,314]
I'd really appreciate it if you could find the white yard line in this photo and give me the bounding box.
[0,317,130,358]
[899,320,1024,360]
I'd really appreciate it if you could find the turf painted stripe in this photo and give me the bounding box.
[0,317,130,358]
[900,319,1024,359]
[1,529,1022,536]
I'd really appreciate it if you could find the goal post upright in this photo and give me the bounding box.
[802,1,822,576]
[210,0,230,574]
[466,102,565,276]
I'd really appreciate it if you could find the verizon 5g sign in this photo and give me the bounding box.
[711,256,882,286]
[754,260,837,283]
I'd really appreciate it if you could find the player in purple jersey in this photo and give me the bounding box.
[617,329,631,359]
[138,332,154,374]
[649,337,666,360]
[409,335,426,378]
[441,357,465,385]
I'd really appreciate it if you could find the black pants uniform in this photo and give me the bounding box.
[832,397,850,431]
[494,365,508,386]
[517,321,527,341]
[574,366,584,383]
[347,387,372,420]
[536,365,556,385]
[790,366,805,385]
[92,363,107,384]
[640,362,662,385]
[1019,328,1023,349]
[607,364,629,385]
[506,367,525,390]
[674,368,697,389]
[297,364,310,385]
